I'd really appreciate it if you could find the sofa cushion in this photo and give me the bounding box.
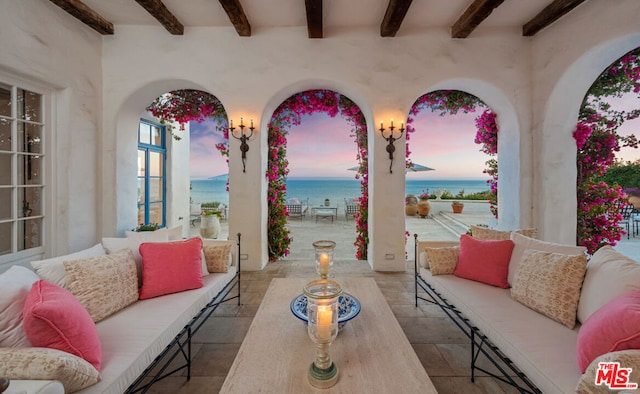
[576,349,640,393]
[424,246,459,275]
[576,290,640,373]
[203,244,233,273]
[453,234,514,288]
[508,232,587,286]
[22,280,102,370]
[418,241,460,269]
[29,244,106,289]
[577,245,640,324]
[511,249,587,329]
[470,225,537,241]
[103,229,170,286]
[0,265,40,348]
[138,237,204,300]
[64,249,139,323]
[0,347,100,393]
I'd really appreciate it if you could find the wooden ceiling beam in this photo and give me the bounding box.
[305,0,323,39]
[218,0,252,37]
[451,0,505,39]
[380,0,413,37]
[48,0,114,35]
[135,0,184,35]
[522,0,586,37]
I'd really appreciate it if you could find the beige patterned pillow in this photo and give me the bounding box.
[511,249,587,329]
[471,225,538,241]
[0,347,100,393]
[64,249,139,322]
[425,246,459,275]
[576,350,640,393]
[203,244,232,273]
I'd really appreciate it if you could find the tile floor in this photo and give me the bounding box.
[145,260,521,394]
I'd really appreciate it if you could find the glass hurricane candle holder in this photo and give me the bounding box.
[304,279,343,389]
[312,240,336,279]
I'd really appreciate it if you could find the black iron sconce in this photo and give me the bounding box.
[229,117,254,173]
[379,119,404,173]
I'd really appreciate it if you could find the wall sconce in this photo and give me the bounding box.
[229,117,254,173]
[379,119,404,173]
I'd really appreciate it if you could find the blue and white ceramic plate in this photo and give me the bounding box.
[290,293,361,330]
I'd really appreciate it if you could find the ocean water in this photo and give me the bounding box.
[190,178,491,206]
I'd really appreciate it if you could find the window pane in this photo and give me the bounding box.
[17,217,41,251]
[19,123,42,154]
[137,178,145,204]
[137,150,145,177]
[0,84,10,118]
[149,202,163,226]
[149,178,163,202]
[0,188,11,220]
[137,205,145,227]
[0,118,10,151]
[149,152,163,176]
[18,154,41,185]
[18,187,41,218]
[139,122,151,144]
[151,126,162,146]
[0,221,11,255]
[0,152,10,185]
[17,89,41,122]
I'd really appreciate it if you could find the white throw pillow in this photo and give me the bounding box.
[577,245,640,323]
[0,265,40,347]
[29,244,106,289]
[167,225,183,241]
[508,232,586,286]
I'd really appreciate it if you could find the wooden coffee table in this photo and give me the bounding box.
[219,277,437,393]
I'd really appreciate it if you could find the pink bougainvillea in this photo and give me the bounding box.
[574,47,640,253]
[267,90,368,261]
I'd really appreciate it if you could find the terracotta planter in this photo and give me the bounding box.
[405,204,418,216]
[452,204,464,214]
[416,199,431,218]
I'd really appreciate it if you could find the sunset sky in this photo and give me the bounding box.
[189,95,640,180]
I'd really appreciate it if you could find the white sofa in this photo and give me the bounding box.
[414,231,640,394]
[1,235,241,394]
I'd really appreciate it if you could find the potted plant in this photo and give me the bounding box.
[416,190,431,218]
[132,223,159,232]
[324,198,330,207]
[452,201,464,214]
[200,209,222,239]
[405,195,418,216]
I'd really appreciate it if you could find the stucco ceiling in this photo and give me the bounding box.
[50,0,588,38]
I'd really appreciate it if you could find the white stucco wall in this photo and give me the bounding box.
[101,26,532,270]
[0,0,102,263]
[3,0,640,270]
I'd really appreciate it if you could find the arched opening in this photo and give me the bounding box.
[265,89,368,262]
[404,90,498,244]
[107,82,228,238]
[573,47,640,253]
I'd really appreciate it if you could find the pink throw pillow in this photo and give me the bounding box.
[453,234,514,288]
[138,237,204,300]
[576,290,640,373]
[22,280,102,370]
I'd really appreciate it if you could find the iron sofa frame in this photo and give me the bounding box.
[413,234,542,394]
[125,233,243,394]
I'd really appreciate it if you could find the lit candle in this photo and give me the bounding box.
[390,118,394,128]
[240,117,244,126]
[230,119,233,128]
[250,119,254,128]
[319,253,330,275]
[316,305,332,341]
[401,121,404,129]
[380,121,384,130]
